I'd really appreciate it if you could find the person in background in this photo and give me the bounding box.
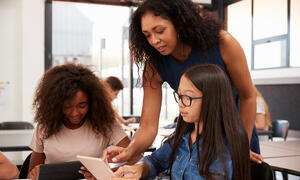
[104,76,136,126]
[255,87,271,131]
[28,63,137,180]
[112,64,250,180]
[0,152,19,179]
[103,0,262,164]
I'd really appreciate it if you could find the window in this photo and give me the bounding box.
[228,0,300,70]
[252,0,288,70]
[290,0,300,67]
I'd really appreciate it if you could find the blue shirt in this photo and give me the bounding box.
[152,48,260,154]
[142,127,233,180]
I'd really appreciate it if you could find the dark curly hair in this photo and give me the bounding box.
[33,63,115,139]
[129,0,223,84]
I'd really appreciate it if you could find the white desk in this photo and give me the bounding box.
[260,140,300,152]
[264,156,300,176]
[260,140,300,178]
[0,130,34,167]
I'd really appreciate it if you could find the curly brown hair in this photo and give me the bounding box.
[129,0,223,84]
[33,63,115,139]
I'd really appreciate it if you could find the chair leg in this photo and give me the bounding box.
[282,171,288,180]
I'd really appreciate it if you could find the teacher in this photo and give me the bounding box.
[103,0,263,163]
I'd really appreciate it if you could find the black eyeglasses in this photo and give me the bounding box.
[173,91,202,107]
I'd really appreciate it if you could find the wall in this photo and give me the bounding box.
[0,0,44,123]
[0,0,22,122]
[256,84,300,130]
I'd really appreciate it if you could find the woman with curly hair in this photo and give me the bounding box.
[104,0,263,164]
[27,63,132,179]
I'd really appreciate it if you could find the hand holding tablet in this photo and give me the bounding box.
[77,155,115,180]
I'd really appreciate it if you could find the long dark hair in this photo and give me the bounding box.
[129,0,223,84]
[168,64,250,180]
[33,63,115,139]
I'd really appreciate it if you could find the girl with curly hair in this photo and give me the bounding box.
[104,0,263,165]
[28,63,132,179]
[113,64,250,180]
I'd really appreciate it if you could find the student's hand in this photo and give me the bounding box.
[78,166,96,180]
[102,146,132,163]
[124,118,136,125]
[250,150,263,163]
[112,164,143,179]
[28,165,40,180]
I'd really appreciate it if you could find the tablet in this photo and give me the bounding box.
[37,161,84,180]
[77,155,115,180]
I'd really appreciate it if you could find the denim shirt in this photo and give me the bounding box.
[143,128,233,180]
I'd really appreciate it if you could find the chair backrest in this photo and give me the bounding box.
[19,153,32,179]
[272,120,290,140]
[0,121,34,130]
[251,161,274,180]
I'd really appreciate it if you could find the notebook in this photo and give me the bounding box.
[77,155,115,180]
[37,161,84,180]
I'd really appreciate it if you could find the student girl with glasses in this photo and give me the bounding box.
[111,64,251,180]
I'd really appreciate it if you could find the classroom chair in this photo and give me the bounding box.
[251,161,275,180]
[0,121,34,130]
[271,120,290,141]
[19,153,32,179]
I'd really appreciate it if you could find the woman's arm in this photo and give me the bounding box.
[0,152,19,179]
[219,30,256,143]
[113,139,173,179]
[114,110,136,125]
[28,151,45,179]
[220,31,263,163]
[106,64,163,163]
[116,137,143,165]
[255,114,266,130]
[114,110,128,125]
[113,162,149,179]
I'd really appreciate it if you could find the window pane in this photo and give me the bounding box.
[166,84,179,122]
[253,0,287,40]
[160,83,179,123]
[132,64,143,116]
[290,0,300,67]
[227,0,252,69]
[52,2,131,116]
[52,3,93,66]
[254,40,287,69]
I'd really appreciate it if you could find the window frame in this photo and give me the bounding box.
[251,0,291,70]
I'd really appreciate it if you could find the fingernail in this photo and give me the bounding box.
[112,158,117,162]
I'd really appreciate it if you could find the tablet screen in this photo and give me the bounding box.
[37,161,84,180]
[77,155,115,180]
